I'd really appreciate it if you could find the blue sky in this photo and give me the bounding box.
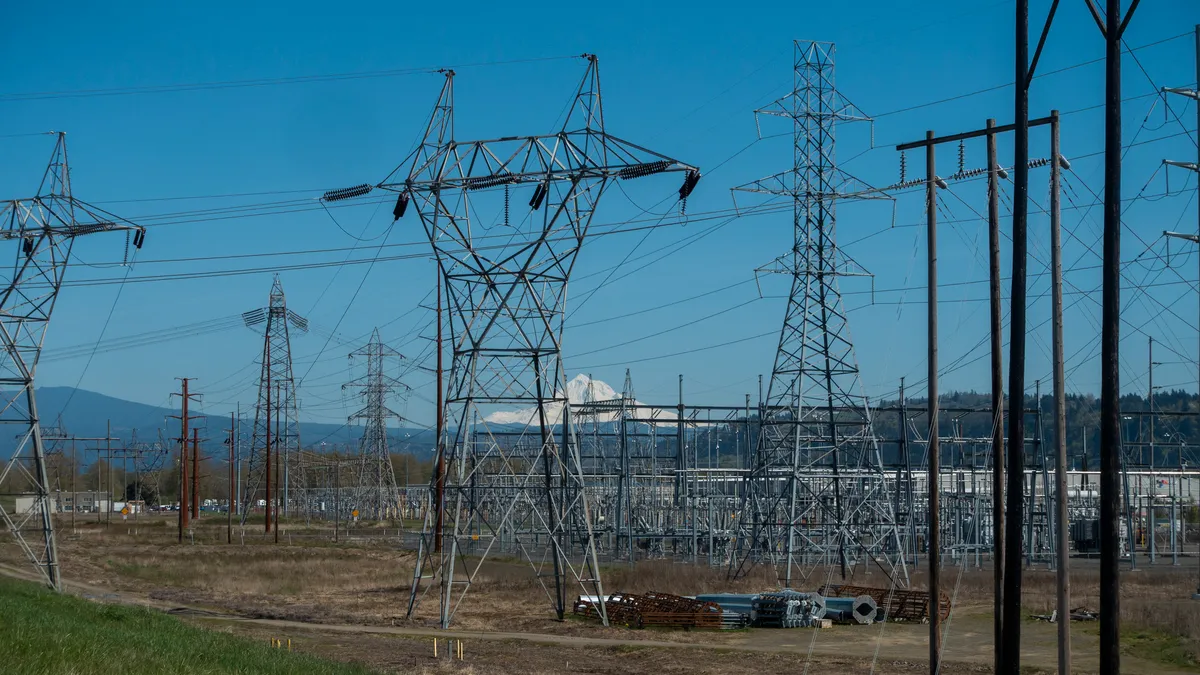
[1,0,1197,431]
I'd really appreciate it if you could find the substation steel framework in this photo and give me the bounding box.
[0,133,144,589]
[343,328,408,520]
[380,56,701,628]
[240,275,308,527]
[727,41,906,587]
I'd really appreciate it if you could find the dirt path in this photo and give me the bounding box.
[0,562,1191,675]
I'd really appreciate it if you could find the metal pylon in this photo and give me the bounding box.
[343,328,407,520]
[378,56,700,628]
[728,41,907,587]
[240,275,307,525]
[0,132,144,589]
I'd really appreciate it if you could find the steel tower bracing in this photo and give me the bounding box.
[384,56,700,628]
[0,133,144,589]
[728,41,906,587]
[343,328,408,520]
[240,275,307,526]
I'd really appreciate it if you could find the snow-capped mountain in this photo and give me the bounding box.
[483,374,675,425]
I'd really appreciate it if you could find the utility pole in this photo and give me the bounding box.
[170,378,200,543]
[1161,20,1200,599]
[986,117,1005,675]
[896,113,1059,675]
[227,413,234,544]
[192,427,201,520]
[1005,3,1059,670]
[265,340,272,534]
[924,129,941,675]
[1049,109,1071,675]
[1083,1,1142,671]
[192,429,201,522]
[275,382,281,544]
[106,420,112,527]
[1150,337,1158,565]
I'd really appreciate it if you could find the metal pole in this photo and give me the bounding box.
[987,118,1005,674]
[1003,0,1030,668]
[274,382,281,544]
[1150,337,1157,565]
[1050,109,1071,675]
[335,457,340,543]
[434,262,445,554]
[925,129,941,675]
[1099,2,1124,672]
[265,340,273,534]
[106,420,112,527]
[71,439,76,533]
[236,402,241,517]
[227,417,233,544]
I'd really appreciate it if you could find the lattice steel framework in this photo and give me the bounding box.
[728,42,906,586]
[240,276,307,523]
[0,133,144,589]
[343,328,407,520]
[385,56,699,628]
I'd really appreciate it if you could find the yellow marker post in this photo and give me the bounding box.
[433,638,438,658]
[287,639,292,652]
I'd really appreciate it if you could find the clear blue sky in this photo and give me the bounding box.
[1,0,1197,431]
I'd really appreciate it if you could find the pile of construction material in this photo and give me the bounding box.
[573,591,726,630]
[819,584,951,623]
[574,585,948,632]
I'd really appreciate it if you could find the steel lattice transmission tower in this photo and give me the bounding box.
[727,41,906,587]
[361,56,698,628]
[343,328,408,520]
[240,275,307,526]
[0,133,144,588]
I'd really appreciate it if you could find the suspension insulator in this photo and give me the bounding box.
[678,169,701,200]
[529,182,547,211]
[392,192,410,221]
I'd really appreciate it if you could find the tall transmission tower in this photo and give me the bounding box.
[343,328,407,520]
[0,132,144,589]
[727,41,905,587]
[343,56,699,628]
[240,275,307,528]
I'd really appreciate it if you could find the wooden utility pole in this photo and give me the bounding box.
[274,382,281,544]
[171,378,200,542]
[924,129,941,675]
[1049,109,1070,675]
[191,429,201,520]
[265,339,273,534]
[1083,2,1142,672]
[986,117,1005,675]
[228,414,234,544]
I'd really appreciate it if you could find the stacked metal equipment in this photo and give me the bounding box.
[822,595,878,625]
[751,590,828,628]
[573,592,725,630]
[819,584,951,623]
[695,593,758,629]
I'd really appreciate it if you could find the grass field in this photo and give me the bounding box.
[0,575,376,675]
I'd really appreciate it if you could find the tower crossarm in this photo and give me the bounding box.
[379,132,696,194]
